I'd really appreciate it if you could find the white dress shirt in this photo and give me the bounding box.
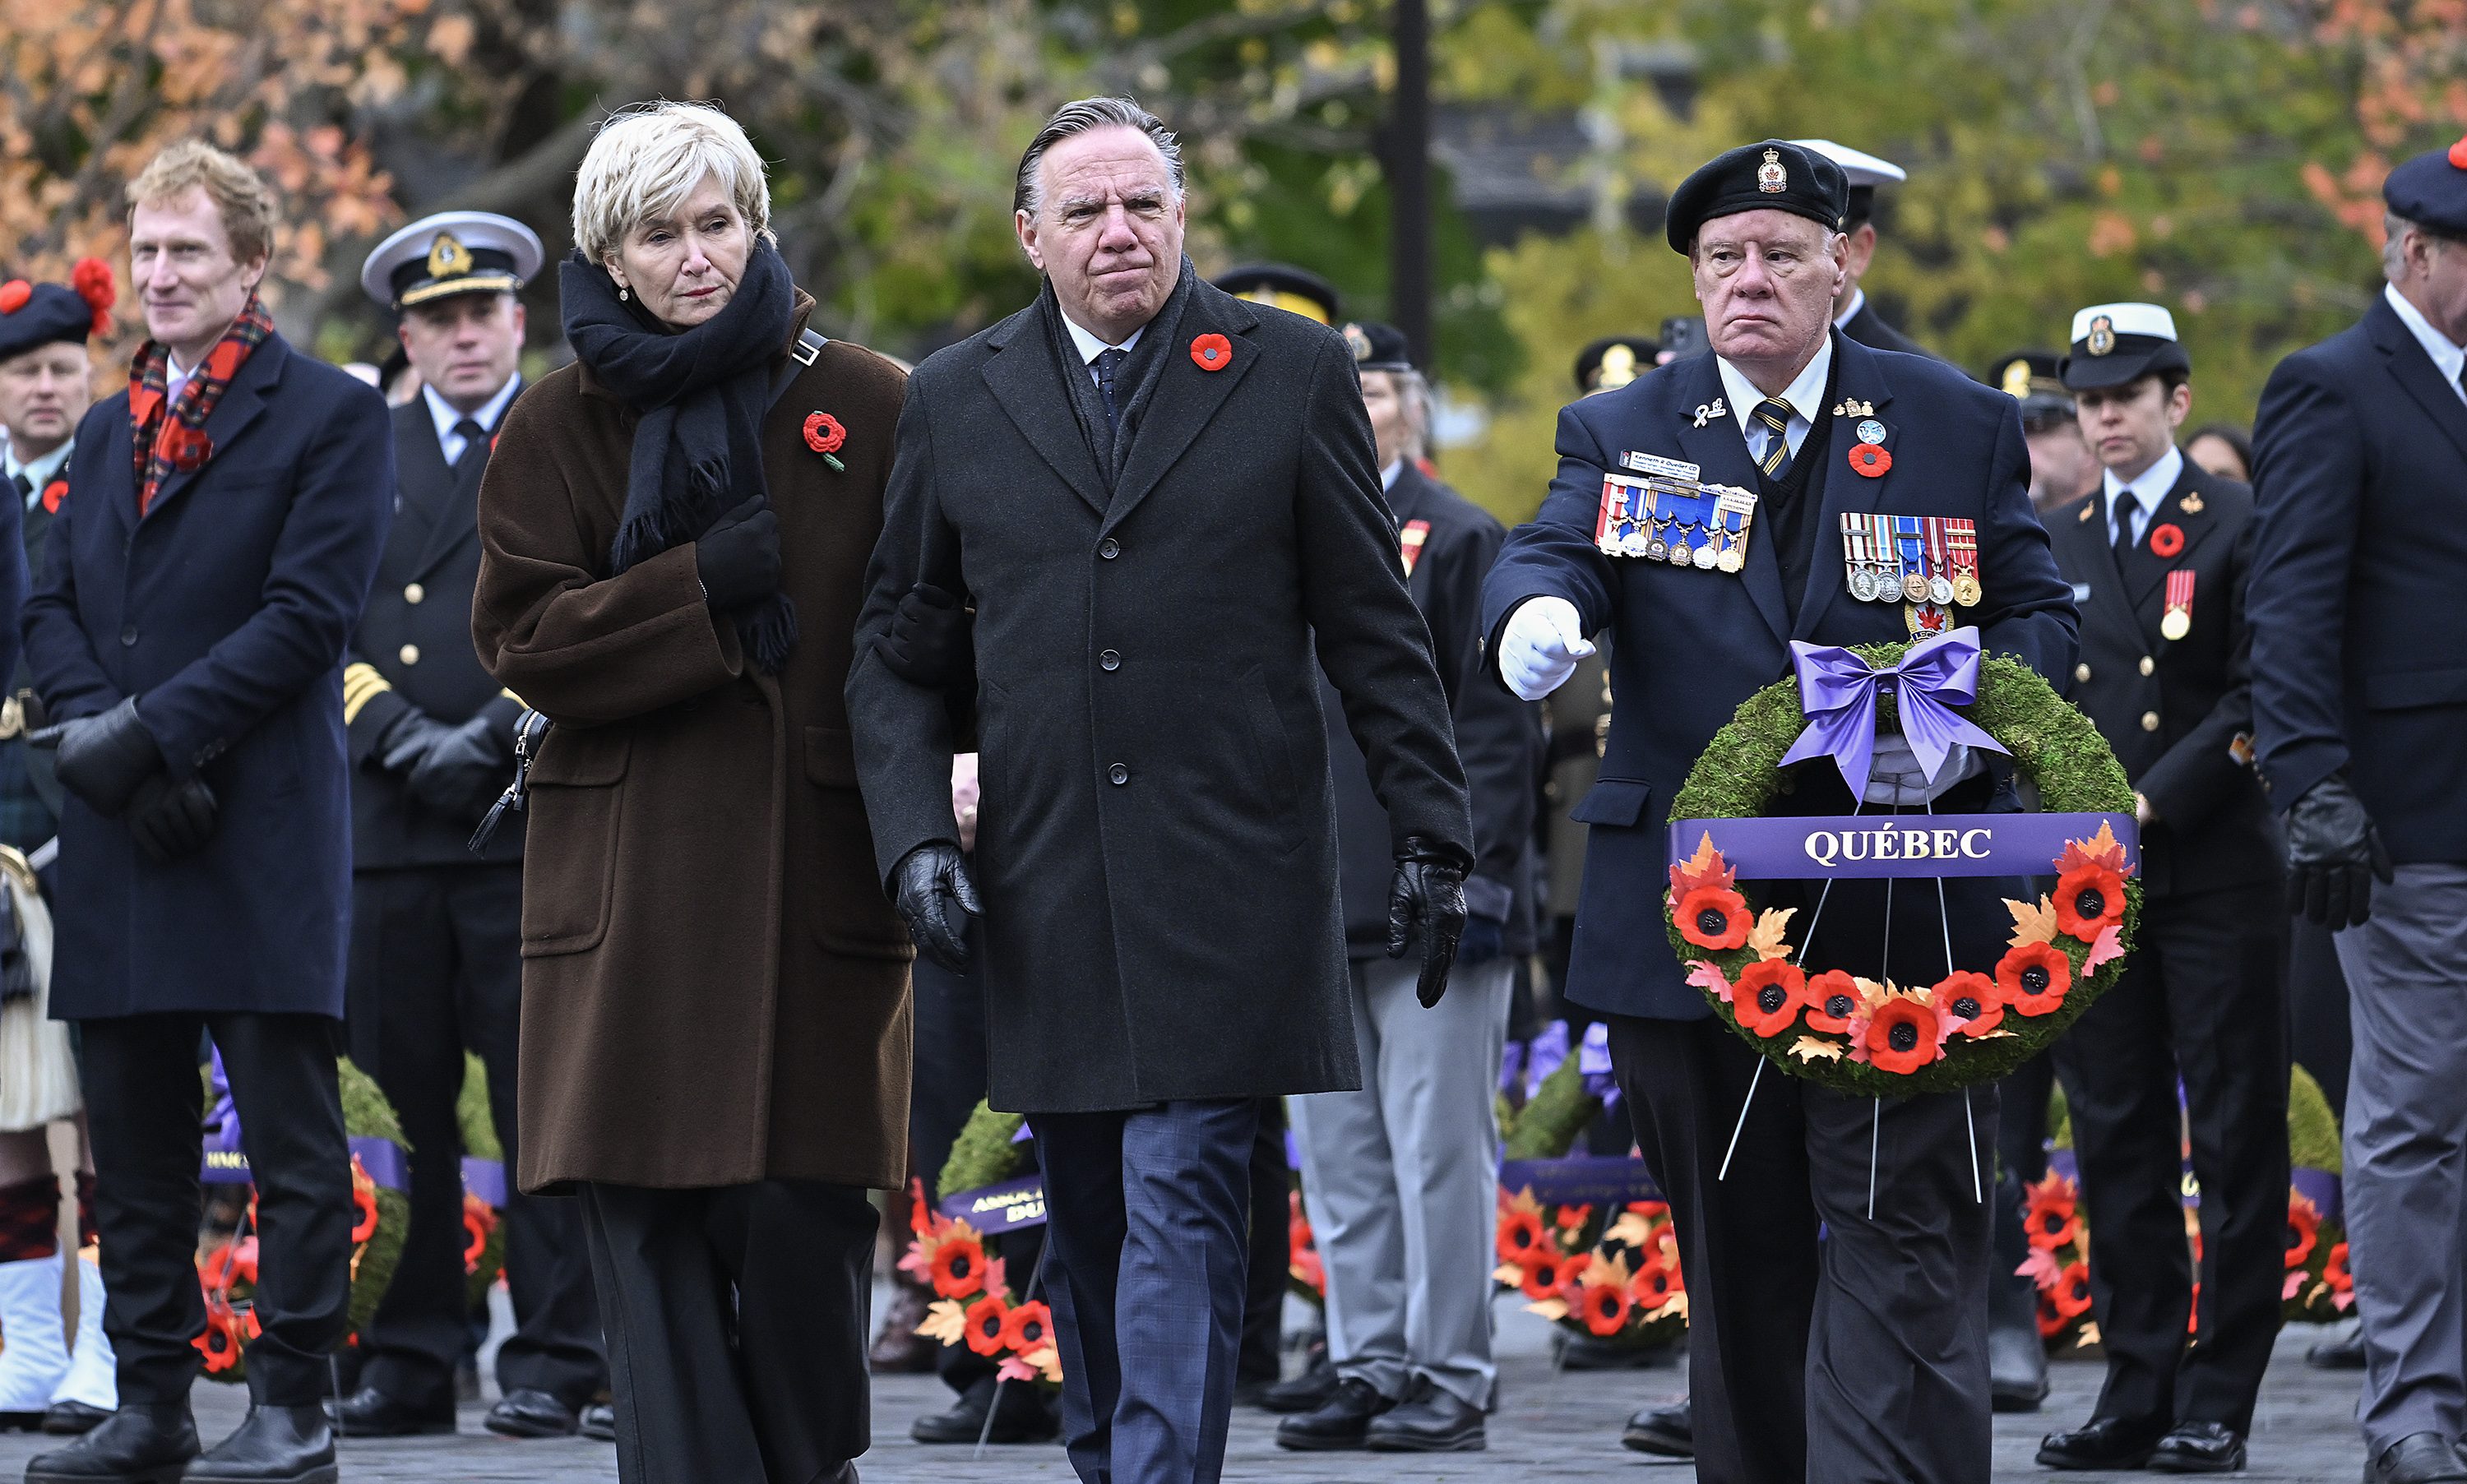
[423,376,523,466]
[1717,333,1837,471]
[2103,442,2182,549]
[1834,287,1868,331]
[164,351,197,409]
[2384,282,2467,405]
[1379,459,1402,492]
[1059,315,1144,384]
[2,440,72,508]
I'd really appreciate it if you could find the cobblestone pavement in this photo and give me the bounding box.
[0,1311,2364,1482]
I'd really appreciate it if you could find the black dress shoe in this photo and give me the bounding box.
[41,1401,111,1435]
[1622,1398,1692,1459]
[2036,1413,2170,1471]
[1364,1381,1484,1453]
[2312,1328,2368,1370]
[2370,1432,2467,1483]
[1557,1332,1674,1371]
[185,1404,336,1484]
[581,1402,615,1442]
[25,1403,200,1483]
[909,1377,1059,1445]
[1275,1377,1392,1451]
[2148,1421,2246,1473]
[326,1385,456,1438]
[1988,1322,2050,1412]
[484,1388,578,1439]
[1259,1357,1340,1414]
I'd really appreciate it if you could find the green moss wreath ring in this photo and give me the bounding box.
[1662,642,2141,1098]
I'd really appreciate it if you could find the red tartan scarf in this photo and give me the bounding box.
[127,294,274,515]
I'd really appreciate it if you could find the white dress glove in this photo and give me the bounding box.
[1862,733,1982,807]
[1499,597,1595,701]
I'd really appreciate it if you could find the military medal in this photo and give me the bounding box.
[1692,540,1719,571]
[1856,418,1886,446]
[1400,519,1431,577]
[1923,518,1956,606]
[1868,514,1900,602]
[1645,513,1670,561]
[1843,514,1880,601]
[1895,517,1931,603]
[2161,569,2195,641]
[1947,519,1983,606]
[1595,474,1645,555]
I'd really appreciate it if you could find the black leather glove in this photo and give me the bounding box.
[127,773,218,865]
[891,842,979,972]
[876,583,974,688]
[694,496,780,610]
[1386,834,1469,1008]
[1458,913,1505,969]
[375,708,458,774]
[2285,774,2394,929]
[29,696,164,818]
[402,711,516,825]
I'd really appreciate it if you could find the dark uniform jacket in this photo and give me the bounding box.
[345,391,524,868]
[2045,460,2275,898]
[1323,464,1537,959]
[2250,291,2467,863]
[22,333,394,1018]
[1480,331,2077,1021]
[1840,297,1932,360]
[848,270,1474,1113]
[1,451,64,846]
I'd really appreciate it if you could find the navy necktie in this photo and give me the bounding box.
[8,472,30,507]
[454,418,488,470]
[1094,349,1127,435]
[2112,499,2140,566]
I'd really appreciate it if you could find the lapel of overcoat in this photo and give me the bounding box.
[980,307,1110,517]
[1102,282,1259,538]
[1662,352,1792,645]
[2367,293,2467,466]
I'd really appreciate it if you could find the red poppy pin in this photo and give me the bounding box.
[1190,333,1232,372]
[2451,134,2467,169]
[39,480,65,514]
[1848,443,1891,478]
[162,423,211,472]
[803,411,846,471]
[2148,521,2185,558]
[0,281,27,316]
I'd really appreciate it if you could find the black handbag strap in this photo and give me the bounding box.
[769,328,829,409]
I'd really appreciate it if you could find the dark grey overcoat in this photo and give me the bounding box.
[847,272,1472,1113]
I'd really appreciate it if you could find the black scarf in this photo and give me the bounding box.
[560,246,798,672]
[1037,261,1196,489]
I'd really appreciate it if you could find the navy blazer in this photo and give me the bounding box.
[22,333,394,1018]
[1481,331,2076,1020]
[2250,292,2467,864]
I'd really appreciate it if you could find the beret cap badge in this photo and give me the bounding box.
[2085,315,2115,356]
[425,233,474,280]
[1757,147,1788,194]
[1344,322,1373,363]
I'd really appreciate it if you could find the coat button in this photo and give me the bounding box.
[119,626,137,648]
[400,644,421,666]
[405,583,425,605]
[2139,655,2155,676]
[1109,763,1129,785]
[2073,663,2090,683]
[2141,711,2161,732]
[1099,539,1121,560]
[1099,649,1121,671]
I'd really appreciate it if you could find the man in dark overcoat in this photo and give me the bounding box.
[2034,303,2285,1474]
[1480,141,2076,1484]
[327,210,606,1441]
[846,97,1473,1484]
[20,141,391,1483]
[2248,137,2467,1484]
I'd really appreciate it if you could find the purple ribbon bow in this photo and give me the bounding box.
[1777,626,2009,797]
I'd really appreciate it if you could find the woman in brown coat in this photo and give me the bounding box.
[470,101,910,1484]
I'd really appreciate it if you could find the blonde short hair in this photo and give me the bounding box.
[126,141,279,265]
[572,102,775,266]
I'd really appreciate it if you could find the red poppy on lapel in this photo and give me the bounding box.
[1848,444,1891,478]
[2148,521,2185,558]
[39,481,65,514]
[1189,333,1232,372]
[803,411,846,454]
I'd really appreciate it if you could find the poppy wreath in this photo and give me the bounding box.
[900,1183,1063,1387]
[1665,642,2140,1097]
[193,1060,410,1383]
[1288,1190,1327,1305]
[1493,1189,1688,1351]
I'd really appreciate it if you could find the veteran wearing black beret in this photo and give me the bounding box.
[1485,136,2075,1482]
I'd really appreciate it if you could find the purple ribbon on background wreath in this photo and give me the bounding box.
[1776,626,2009,797]
[206,1047,243,1153]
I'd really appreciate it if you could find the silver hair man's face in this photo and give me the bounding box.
[1014,124,1184,344]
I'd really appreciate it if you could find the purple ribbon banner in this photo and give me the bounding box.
[1668,812,2139,881]
[938,1174,1048,1232]
[204,1135,409,1192]
[1496,1155,1662,1209]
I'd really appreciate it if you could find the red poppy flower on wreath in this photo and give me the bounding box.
[194,1298,247,1373]
[198,1237,258,1293]
[1847,443,1891,478]
[1858,996,1946,1075]
[2036,1287,2068,1338]
[930,1232,988,1298]
[963,1292,1012,1356]
[0,281,28,316]
[1731,959,1810,1038]
[1189,332,1232,372]
[1497,1207,1548,1264]
[1936,971,2004,1036]
[1675,885,1751,950]
[1627,1199,1669,1222]
[998,1299,1053,1355]
[1518,1252,1571,1301]
[2052,1260,2095,1319]
[1575,1275,1632,1337]
[462,1194,497,1274]
[1804,969,1863,1033]
[1629,1257,1680,1309]
[1996,941,2073,1017]
[350,1179,381,1245]
[1556,1203,1593,1232]
[2147,522,2185,558]
[2025,1178,2081,1251]
[2054,862,2126,941]
[40,480,65,515]
[2326,1241,2353,1306]
[2285,1196,2319,1270]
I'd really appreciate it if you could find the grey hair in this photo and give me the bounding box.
[1394,367,1432,464]
[1013,96,1184,218]
[574,101,775,266]
[2386,210,2424,280]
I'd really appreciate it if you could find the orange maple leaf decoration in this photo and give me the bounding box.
[1667,832,1735,903]
[2003,894,2060,948]
[2054,821,2134,878]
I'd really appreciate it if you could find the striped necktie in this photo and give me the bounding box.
[1753,397,1795,478]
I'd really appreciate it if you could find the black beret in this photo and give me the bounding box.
[1211,262,1341,326]
[1340,320,1412,372]
[2385,136,2467,239]
[1573,335,1657,394]
[0,275,105,365]
[1664,140,1849,254]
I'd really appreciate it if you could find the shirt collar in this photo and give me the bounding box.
[1716,332,1835,442]
[1834,286,1867,331]
[423,375,523,447]
[2102,442,2183,524]
[1060,312,1144,366]
[3,438,72,494]
[2384,282,2467,392]
[1380,459,1403,492]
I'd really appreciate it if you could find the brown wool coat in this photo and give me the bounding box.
[472,299,914,1194]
